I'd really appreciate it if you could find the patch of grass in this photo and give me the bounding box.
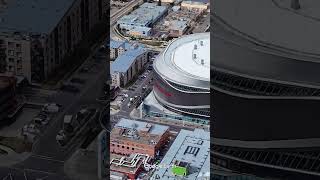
[0,136,32,154]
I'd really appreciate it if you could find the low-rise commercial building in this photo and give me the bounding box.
[151,129,210,179]
[110,118,170,158]
[117,3,168,37]
[181,0,209,12]
[164,20,189,37]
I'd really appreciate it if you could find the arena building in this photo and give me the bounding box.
[152,33,210,119]
[212,0,320,179]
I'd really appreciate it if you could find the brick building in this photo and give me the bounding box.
[110,118,170,158]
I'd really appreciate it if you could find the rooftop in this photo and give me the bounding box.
[213,11,320,89]
[111,118,169,146]
[111,42,146,73]
[214,0,320,56]
[110,153,143,175]
[117,3,168,26]
[154,33,210,89]
[167,20,188,31]
[0,0,75,34]
[182,0,210,5]
[165,33,209,79]
[151,129,210,179]
[109,40,126,49]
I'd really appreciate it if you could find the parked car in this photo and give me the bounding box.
[42,103,60,113]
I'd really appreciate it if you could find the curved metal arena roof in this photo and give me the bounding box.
[154,33,210,90]
[212,16,320,89]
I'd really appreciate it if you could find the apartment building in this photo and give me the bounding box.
[0,33,31,82]
[111,41,148,87]
[0,0,105,83]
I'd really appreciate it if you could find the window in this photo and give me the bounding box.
[8,58,14,63]
[16,52,22,57]
[8,50,14,56]
[132,148,134,150]
[122,146,124,148]
[127,147,129,149]
[16,44,21,51]
[117,145,119,147]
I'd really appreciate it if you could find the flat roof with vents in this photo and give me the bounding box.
[151,129,210,179]
[111,118,169,146]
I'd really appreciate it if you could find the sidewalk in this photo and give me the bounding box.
[129,108,208,130]
[64,137,99,180]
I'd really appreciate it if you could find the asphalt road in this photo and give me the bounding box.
[0,49,107,180]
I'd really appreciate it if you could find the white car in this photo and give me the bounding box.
[23,124,40,134]
[42,103,60,113]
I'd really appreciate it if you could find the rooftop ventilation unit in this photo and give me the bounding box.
[200,41,203,46]
[193,54,197,59]
[194,44,197,50]
[201,59,204,65]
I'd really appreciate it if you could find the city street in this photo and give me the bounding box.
[0,46,107,179]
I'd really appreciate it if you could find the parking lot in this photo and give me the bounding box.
[0,108,39,138]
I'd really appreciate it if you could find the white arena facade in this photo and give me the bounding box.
[152,33,210,118]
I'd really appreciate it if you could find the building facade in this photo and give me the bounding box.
[111,42,148,87]
[117,3,168,37]
[0,0,106,83]
[212,1,320,179]
[0,33,31,82]
[152,129,210,180]
[153,33,210,118]
[110,119,170,158]
[0,76,17,126]
[181,0,209,12]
